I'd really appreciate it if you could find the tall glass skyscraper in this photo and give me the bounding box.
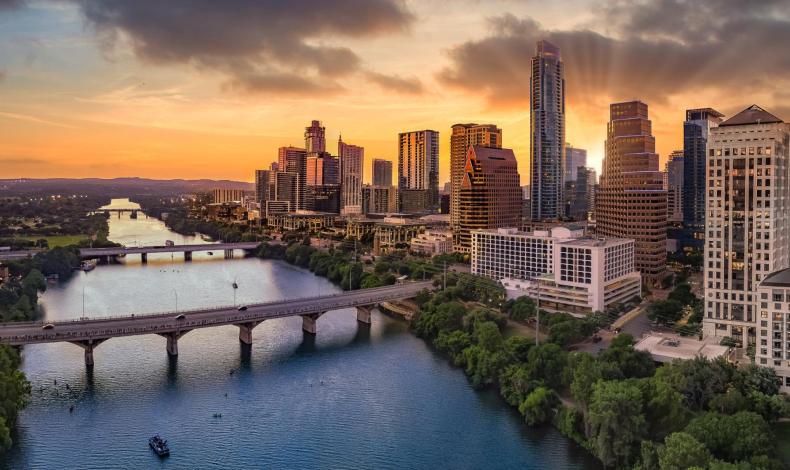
[530,40,565,221]
[683,108,723,247]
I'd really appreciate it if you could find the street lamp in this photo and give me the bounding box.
[173,289,178,312]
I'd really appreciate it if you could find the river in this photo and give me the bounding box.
[4,199,598,469]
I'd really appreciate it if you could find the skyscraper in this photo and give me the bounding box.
[372,159,393,187]
[595,101,667,284]
[338,136,364,215]
[665,150,684,223]
[450,124,502,241]
[305,120,326,154]
[683,108,724,247]
[703,105,789,348]
[278,146,307,209]
[306,153,339,186]
[398,129,439,213]
[564,144,587,183]
[530,40,565,221]
[567,166,596,221]
[457,146,522,251]
[255,169,299,215]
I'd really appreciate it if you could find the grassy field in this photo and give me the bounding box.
[775,421,790,466]
[16,235,88,248]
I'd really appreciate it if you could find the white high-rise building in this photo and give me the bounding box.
[703,105,790,348]
[338,137,364,215]
[756,269,790,393]
[472,227,641,314]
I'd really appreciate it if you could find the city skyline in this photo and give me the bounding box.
[2,1,790,183]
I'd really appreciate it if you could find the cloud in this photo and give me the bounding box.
[71,0,414,95]
[365,71,424,94]
[438,3,790,111]
[0,156,47,165]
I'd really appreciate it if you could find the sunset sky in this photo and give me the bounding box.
[1,0,789,184]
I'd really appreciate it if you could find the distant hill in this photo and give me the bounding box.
[0,177,253,196]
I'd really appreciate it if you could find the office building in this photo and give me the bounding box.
[595,101,667,284]
[362,185,398,214]
[211,188,245,204]
[278,146,308,209]
[564,145,587,183]
[566,166,596,221]
[307,185,341,213]
[372,159,393,187]
[683,108,724,246]
[456,146,522,252]
[450,123,502,235]
[305,120,326,154]
[398,130,439,213]
[472,227,641,314]
[530,40,565,221]
[410,230,453,255]
[338,137,364,215]
[703,105,790,348]
[255,170,299,216]
[306,153,339,186]
[666,150,684,223]
[756,269,790,393]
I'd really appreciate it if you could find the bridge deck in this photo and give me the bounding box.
[79,242,261,257]
[0,281,434,345]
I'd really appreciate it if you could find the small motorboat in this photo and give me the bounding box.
[149,435,170,457]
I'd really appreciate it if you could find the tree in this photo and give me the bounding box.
[598,334,655,379]
[433,330,471,365]
[586,380,647,468]
[0,345,30,453]
[655,357,736,410]
[569,353,602,410]
[504,296,536,321]
[684,411,773,463]
[657,432,712,470]
[474,321,503,352]
[640,376,691,439]
[526,343,567,390]
[734,364,781,396]
[519,387,558,426]
[462,345,507,389]
[499,364,537,407]
[647,299,684,326]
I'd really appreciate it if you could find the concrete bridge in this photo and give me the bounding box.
[0,281,433,366]
[79,242,261,263]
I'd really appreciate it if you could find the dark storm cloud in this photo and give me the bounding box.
[365,71,424,94]
[73,0,414,95]
[439,1,790,109]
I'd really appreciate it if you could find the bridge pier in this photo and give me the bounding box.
[159,331,189,356]
[224,249,234,259]
[236,321,262,345]
[141,252,147,264]
[70,339,106,367]
[301,312,324,335]
[356,305,374,324]
[184,251,192,262]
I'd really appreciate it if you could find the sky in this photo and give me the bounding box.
[1,0,789,185]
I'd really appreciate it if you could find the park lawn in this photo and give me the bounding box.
[775,421,790,465]
[16,235,88,248]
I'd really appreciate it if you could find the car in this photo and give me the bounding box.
[237,306,248,311]
[42,324,55,330]
[175,314,186,320]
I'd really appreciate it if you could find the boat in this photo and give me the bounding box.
[148,435,170,457]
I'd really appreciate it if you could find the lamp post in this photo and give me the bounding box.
[173,289,178,312]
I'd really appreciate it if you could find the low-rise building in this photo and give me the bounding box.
[268,211,336,232]
[205,202,247,222]
[211,188,245,204]
[634,334,731,364]
[410,230,452,255]
[756,268,790,393]
[473,227,641,314]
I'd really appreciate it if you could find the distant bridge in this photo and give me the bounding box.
[0,281,434,366]
[79,242,261,262]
